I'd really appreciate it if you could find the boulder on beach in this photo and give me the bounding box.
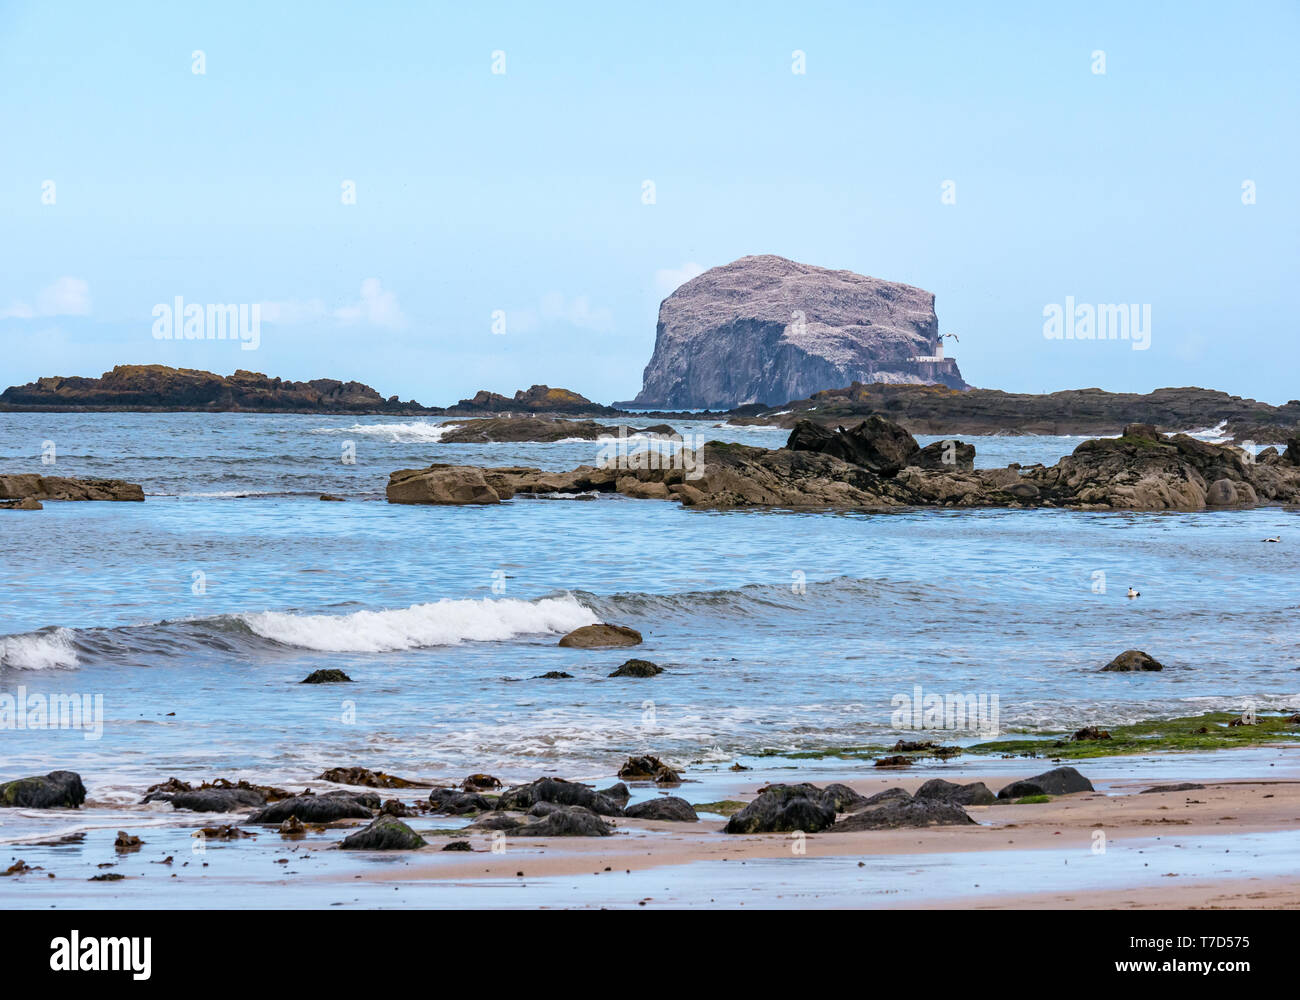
[338,815,427,850]
[427,788,494,814]
[495,777,625,817]
[1101,649,1164,672]
[723,784,838,834]
[913,778,996,806]
[997,766,1094,800]
[558,624,643,648]
[0,770,87,809]
[608,658,663,677]
[832,797,976,831]
[514,804,615,837]
[624,796,699,822]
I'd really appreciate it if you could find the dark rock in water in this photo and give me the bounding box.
[787,416,920,477]
[617,755,681,784]
[832,797,976,831]
[597,782,630,804]
[632,255,967,409]
[874,755,912,768]
[891,740,938,753]
[318,766,429,788]
[380,799,414,817]
[427,788,494,815]
[997,766,1094,800]
[1101,649,1164,672]
[461,773,502,791]
[534,671,573,679]
[442,840,472,851]
[515,804,615,837]
[608,658,663,678]
[1140,782,1207,794]
[194,824,252,840]
[339,815,427,850]
[168,787,266,812]
[279,816,306,837]
[142,777,289,811]
[301,669,352,684]
[319,494,346,501]
[1072,725,1112,741]
[0,770,86,809]
[496,777,625,817]
[915,439,975,471]
[625,796,699,822]
[913,779,996,806]
[724,784,838,834]
[386,464,503,505]
[446,384,612,417]
[558,624,643,648]
[1,496,42,510]
[246,791,379,824]
[114,831,143,851]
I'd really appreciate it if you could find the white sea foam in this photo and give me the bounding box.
[0,628,79,670]
[1179,420,1231,444]
[308,421,458,443]
[238,595,598,652]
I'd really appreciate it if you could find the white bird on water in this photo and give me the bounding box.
[1127,587,1140,599]
[1263,536,1281,543]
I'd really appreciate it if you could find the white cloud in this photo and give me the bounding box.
[1,276,92,319]
[538,291,613,332]
[260,279,405,330]
[655,262,704,294]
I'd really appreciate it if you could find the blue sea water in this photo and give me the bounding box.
[1,412,1297,809]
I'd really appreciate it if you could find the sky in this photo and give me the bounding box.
[2,0,1297,406]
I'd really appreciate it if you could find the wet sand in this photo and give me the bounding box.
[3,749,1297,908]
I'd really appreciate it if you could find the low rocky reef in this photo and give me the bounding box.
[0,474,144,509]
[727,383,1300,445]
[387,416,1300,512]
[438,416,676,443]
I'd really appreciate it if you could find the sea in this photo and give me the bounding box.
[1,412,1297,829]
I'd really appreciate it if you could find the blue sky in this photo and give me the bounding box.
[2,0,1297,405]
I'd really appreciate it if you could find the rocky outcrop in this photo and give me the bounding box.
[0,365,430,413]
[730,382,1300,444]
[386,465,503,505]
[632,256,968,409]
[300,669,352,684]
[0,474,143,502]
[0,770,87,808]
[387,416,1300,512]
[445,385,614,417]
